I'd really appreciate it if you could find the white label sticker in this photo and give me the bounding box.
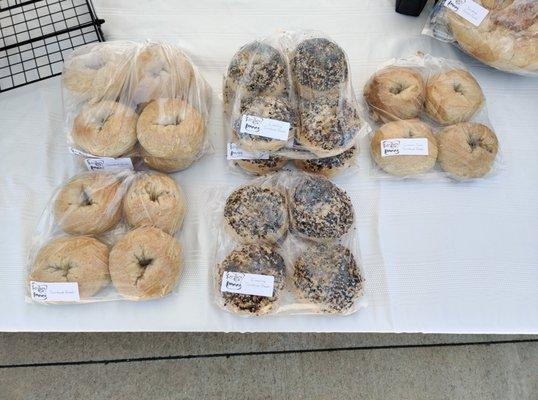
[220,271,275,297]
[84,157,134,171]
[240,115,290,141]
[444,0,489,26]
[226,143,270,160]
[30,281,80,302]
[381,138,429,157]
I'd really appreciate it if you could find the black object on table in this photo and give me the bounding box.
[395,0,430,16]
[0,0,105,93]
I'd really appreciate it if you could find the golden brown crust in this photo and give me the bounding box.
[54,172,124,235]
[132,44,194,105]
[109,226,182,300]
[29,236,110,300]
[137,98,205,160]
[123,173,185,235]
[370,119,438,177]
[438,122,499,179]
[72,100,138,157]
[425,69,484,125]
[364,67,425,123]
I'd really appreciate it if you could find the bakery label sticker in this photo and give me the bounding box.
[30,281,80,302]
[220,271,274,297]
[84,157,134,171]
[240,115,290,141]
[227,143,270,160]
[381,138,429,157]
[444,0,489,27]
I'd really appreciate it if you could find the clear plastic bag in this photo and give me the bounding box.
[63,40,212,172]
[363,53,502,181]
[26,170,187,304]
[422,0,538,76]
[223,30,369,172]
[211,171,365,316]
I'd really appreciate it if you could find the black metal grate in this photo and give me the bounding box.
[0,0,105,93]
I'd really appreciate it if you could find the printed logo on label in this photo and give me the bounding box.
[84,157,134,171]
[30,281,80,302]
[444,0,489,26]
[240,115,290,141]
[220,271,275,297]
[381,138,429,157]
[226,143,270,160]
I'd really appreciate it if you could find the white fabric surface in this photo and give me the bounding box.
[0,0,536,332]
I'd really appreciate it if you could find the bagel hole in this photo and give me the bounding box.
[467,135,480,150]
[157,115,182,126]
[389,83,407,95]
[453,83,464,95]
[80,189,93,206]
[136,254,153,268]
[149,192,159,202]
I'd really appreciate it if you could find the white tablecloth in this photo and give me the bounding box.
[1,0,537,332]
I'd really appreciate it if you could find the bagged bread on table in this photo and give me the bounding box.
[422,0,538,76]
[362,53,501,181]
[210,170,365,316]
[63,40,212,172]
[223,31,369,176]
[26,170,187,304]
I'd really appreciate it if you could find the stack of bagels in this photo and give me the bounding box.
[223,33,365,179]
[64,41,211,172]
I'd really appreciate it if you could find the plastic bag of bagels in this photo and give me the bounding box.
[223,30,369,175]
[210,170,365,316]
[363,53,502,181]
[422,0,538,76]
[26,169,187,304]
[63,40,212,173]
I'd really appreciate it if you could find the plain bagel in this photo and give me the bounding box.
[29,236,110,300]
[364,67,425,123]
[425,69,484,125]
[370,119,438,177]
[132,43,194,105]
[54,172,125,235]
[109,226,182,300]
[72,100,138,157]
[123,173,186,235]
[137,98,205,160]
[437,122,499,179]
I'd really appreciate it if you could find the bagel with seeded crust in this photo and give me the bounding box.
[217,243,286,315]
[294,145,357,178]
[289,174,354,242]
[291,37,349,100]
[224,184,288,244]
[293,244,363,314]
